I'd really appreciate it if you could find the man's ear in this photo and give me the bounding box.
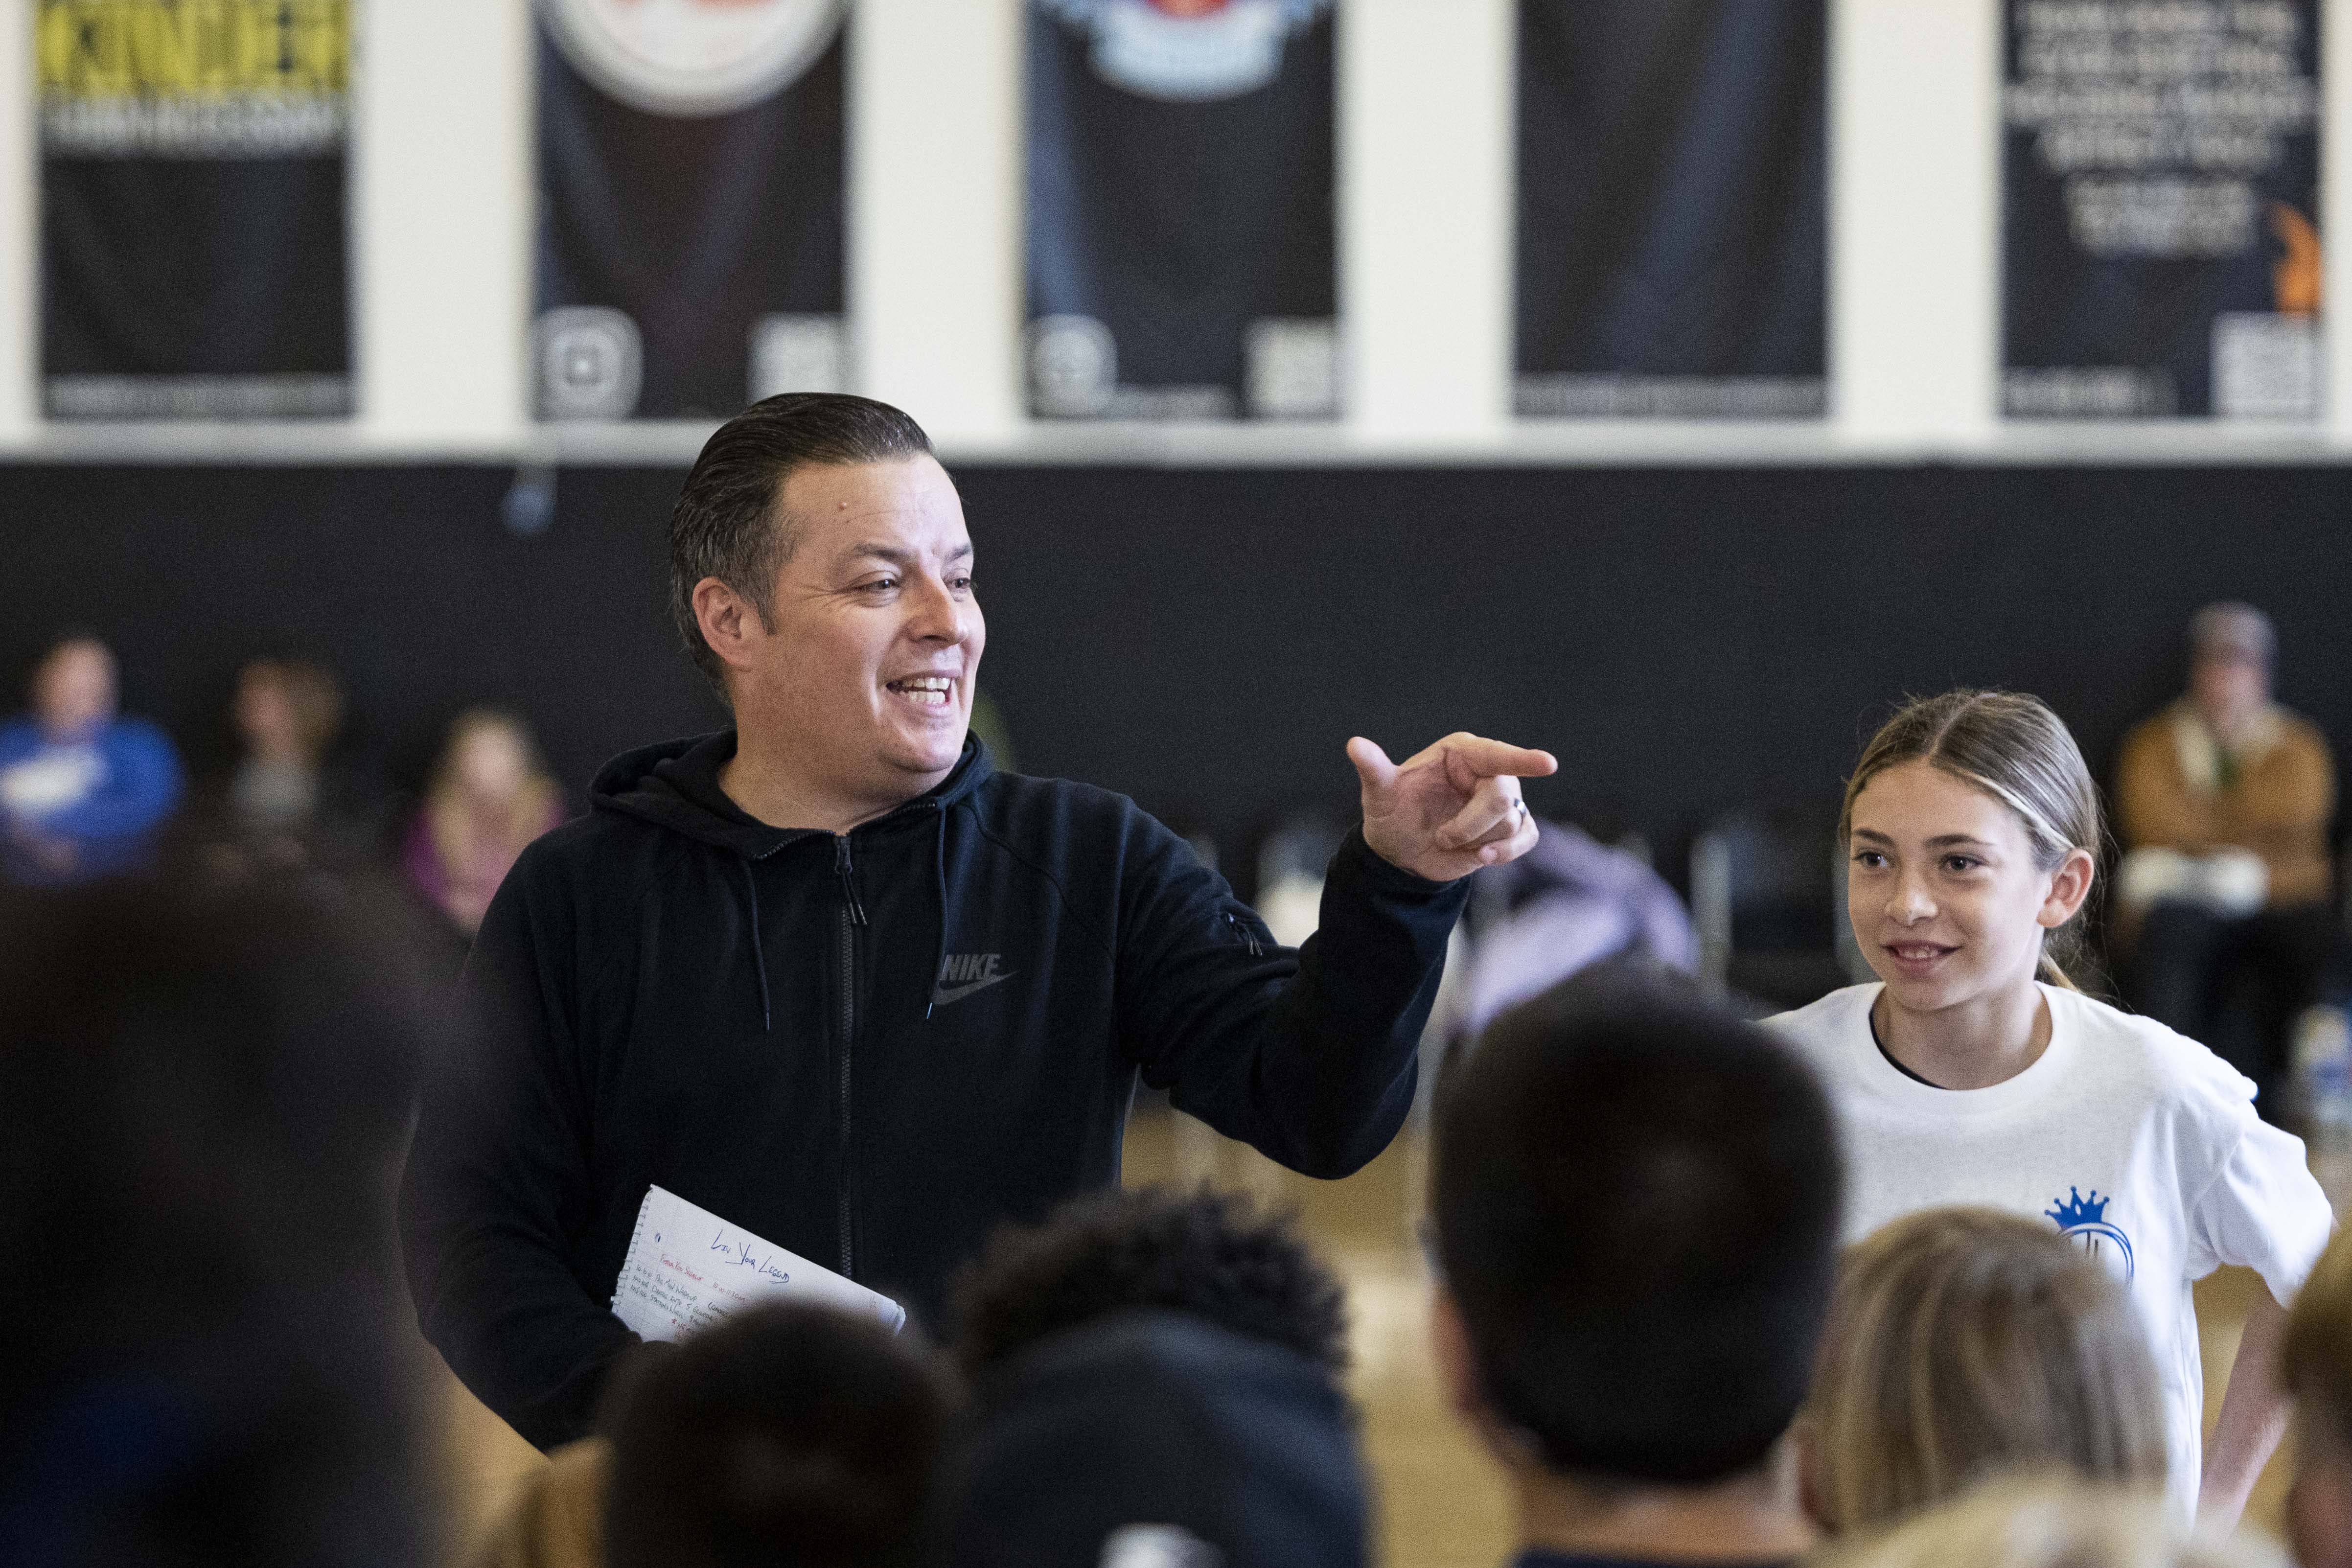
[692,577,768,677]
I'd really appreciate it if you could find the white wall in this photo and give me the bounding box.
[3,0,2347,465]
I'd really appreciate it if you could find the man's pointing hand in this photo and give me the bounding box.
[1346,733,1559,883]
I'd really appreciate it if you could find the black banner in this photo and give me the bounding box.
[41,1,354,420]
[534,0,846,422]
[1515,0,1827,419]
[1025,0,1338,421]
[2003,0,2320,419]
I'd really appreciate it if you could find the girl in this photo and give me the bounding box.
[1769,690,2331,1523]
[403,709,564,935]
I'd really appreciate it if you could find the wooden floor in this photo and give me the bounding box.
[425,1112,2298,1568]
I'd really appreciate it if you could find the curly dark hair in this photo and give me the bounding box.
[947,1186,1350,1381]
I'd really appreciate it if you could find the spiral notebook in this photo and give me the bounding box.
[610,1184,906,1343]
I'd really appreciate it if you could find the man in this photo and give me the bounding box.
[400,392,1553,1450]
[1428,968,1842,1568]
[2115,601,2346,1105]
[0,634,182,884]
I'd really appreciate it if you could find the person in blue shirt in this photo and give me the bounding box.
[0,635,182,884]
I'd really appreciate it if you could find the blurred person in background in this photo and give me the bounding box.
[2280,1222,2352,1568]
[599,1302,954,1568]
[195,656,381,876]
[0,875,444,1567]
[1814,1477,2278,1568]
[403,707,563,935]
[1428,968,1842,1568]
[1799,1207,2168,1535]
[2116,602,2348,1107]
[0,632,181,884]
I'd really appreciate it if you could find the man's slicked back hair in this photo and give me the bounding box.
[668,393,934,691]
[1432,966,1843,1487]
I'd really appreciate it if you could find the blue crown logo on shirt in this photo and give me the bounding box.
[2045,1187,2109,1229]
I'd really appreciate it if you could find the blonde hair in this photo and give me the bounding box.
[1815,1475,2280,1568]
[2280,1219,2352,1458]
[1803,1208,2167,1534]
[1842,691,2103,991]
[425,709,558,872]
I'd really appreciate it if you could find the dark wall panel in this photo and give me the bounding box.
[4,462,2345,882]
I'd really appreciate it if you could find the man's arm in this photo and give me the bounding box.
[399,864,638,1451]
[1117,733,1553,1179]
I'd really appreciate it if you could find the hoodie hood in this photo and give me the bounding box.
[591,730,996,857]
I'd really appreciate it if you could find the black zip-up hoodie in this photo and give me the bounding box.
[399,730,1465,1451]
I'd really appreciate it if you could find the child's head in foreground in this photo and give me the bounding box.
[2281,1222,2352,1568]
[602,1301,955,1568]
[1801,1206,2167,1534]
[1428,967,1843,1492]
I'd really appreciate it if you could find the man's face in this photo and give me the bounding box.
[33,640,116,739]
[2191,649,2268,737]
[740,456,984,799]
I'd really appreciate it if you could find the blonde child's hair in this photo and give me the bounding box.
[2280,1220,2352,1459]
[1841,691,2104,991]
[1802,1208,2167,1533]
[1814,1474,2280,1568]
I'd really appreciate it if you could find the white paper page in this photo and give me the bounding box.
[609,1184,906,1342]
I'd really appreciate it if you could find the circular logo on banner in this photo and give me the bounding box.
[540,0,848,118]
[1036,0,1331,102]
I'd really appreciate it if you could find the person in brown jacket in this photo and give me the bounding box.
[2115,602,2347,1109]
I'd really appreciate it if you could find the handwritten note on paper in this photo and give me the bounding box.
[609,1185,906,1344]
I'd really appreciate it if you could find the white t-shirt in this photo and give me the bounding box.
[1768,982,2333,1508]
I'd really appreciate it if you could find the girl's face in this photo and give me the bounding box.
[1846,759,2091,1015]
[454,726,529,803]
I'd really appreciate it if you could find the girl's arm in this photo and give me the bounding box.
[2200,1284,2292,1524]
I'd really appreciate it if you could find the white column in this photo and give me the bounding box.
[1341,0,1513,441]
[354,0,532,448]
[1829,0,2002,445]
[0,8,37,439]
[2324,0,2352,436]
[851,0,1024,445]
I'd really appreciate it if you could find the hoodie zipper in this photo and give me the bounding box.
[834,834,867,1278]
[1225,911,1264,957]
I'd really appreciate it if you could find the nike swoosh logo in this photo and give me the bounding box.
[931,971,1014,1007]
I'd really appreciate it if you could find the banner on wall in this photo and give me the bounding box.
[1515,0,1827,420]
[2003,0,2321,419]
[1025,0,1339,422]
[40,0,354,419]
[535,0,847,422]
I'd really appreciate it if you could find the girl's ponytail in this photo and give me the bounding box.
[1842,691,2105,991]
